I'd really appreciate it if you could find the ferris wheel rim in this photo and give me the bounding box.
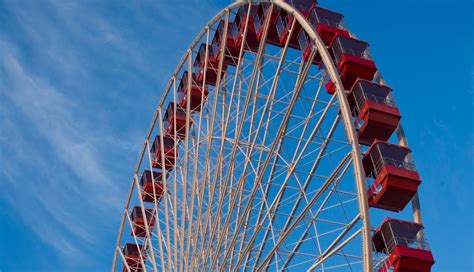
[109,1,426,271]
[112,1,370,271]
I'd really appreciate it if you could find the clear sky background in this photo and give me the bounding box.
[0,0,472,271]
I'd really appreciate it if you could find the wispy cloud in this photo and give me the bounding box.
[0,0,150,266]
[0,0,225,269]
[0,39,123,262]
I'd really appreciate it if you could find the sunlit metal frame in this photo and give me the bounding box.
[111,1,424,271]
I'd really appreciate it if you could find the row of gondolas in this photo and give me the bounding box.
[121,1,434,271]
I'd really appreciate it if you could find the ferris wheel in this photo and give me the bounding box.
[111,1,436,271]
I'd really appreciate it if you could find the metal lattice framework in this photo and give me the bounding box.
[112,1,425,271]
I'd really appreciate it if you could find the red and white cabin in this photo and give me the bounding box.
[373,218,435,272]
[310,6,349,46]
[274,0,316,49]
[254,3,281,47]
[140,169,164,203]
[362,141,421,212]
[297,30,320,65]
[151,134,176,170]
[298,5,350,65]
[130,206,155,238]
[349,80,401,145]
[230,4,259,52]
[178,71,209,112]
[122,243,145,272]
[212,20,240,66]
[163,102,192,139]
[193,44,226,87]
[326,35,377,94]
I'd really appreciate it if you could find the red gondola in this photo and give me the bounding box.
[311,6,349,46]
[275,0,316,49]
[140,170,165,203]
[326,35,377,94]
[164,102,192,139]
[297,31,320,65]
[230,4,259,52]
[122,243,145,272]
[350,80,401,145]
[373,218,435,272]
[362,141,421,212]
[254,3,284,46]
[178,71,209,112]
[130,206,155,237]
[194,44,226,87]
[212,20,240,66]
[151,134,176,170]
[298,5,350,65]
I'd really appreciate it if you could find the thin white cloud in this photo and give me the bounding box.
[0,105,88,261]
[0,0,226,269]
[0,21,146,270]
[0,41,124,261]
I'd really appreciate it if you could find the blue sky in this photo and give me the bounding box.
[0,0,472,271]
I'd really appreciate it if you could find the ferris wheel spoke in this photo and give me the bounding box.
[183,29,213,272]
[230,144,282,270]
[117,246,132,272]
[244,89,338,271]
[191,8,250,271]
[223,148,267,268]
[308,227,363,271]
[239,47,308,268]
[223,43,316,272]
[222,64,282,271]
[213,67,268,261]
[241,89,299,271]
[289,72,327,164]
[317,213,361,265]
[187,12,230,271]
[144,140,166,269]
[228,15,303,270]
[278,113,341,233]
[175,52,192,271]
[278,177,360,271]
[190,113,216,271]
[156,108,176,271]
[255,153,352,270]
[130,174,158,271]
[218,17,300,272]
[241,155,281,271]
[271,151,352,272]
[233,82,300,270]
[202,4,275,270]
[288,167,355,271]
[167,75,181,272]
[280,212,317,270]
[125,209,149,272]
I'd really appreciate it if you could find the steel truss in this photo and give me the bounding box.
[112,1,424,271]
